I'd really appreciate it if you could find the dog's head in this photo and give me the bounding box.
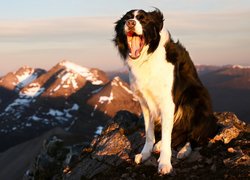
[114,9,164,60]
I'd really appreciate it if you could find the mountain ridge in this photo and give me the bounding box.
[0,60,140,152]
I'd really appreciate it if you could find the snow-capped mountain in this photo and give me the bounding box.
[0,61,140,152]
[197,65,250,123]
[200,65,250,89]
[0,61,108,133]
[87,76,141,117]
[0,66,46,108]
[0,66,46,91]
[195,65,223,75]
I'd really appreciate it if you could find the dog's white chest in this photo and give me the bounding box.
[128,44,175,120]
[129,55,174,100]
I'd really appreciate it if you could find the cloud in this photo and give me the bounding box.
[1,10,249,45]
[0,16,117,54]
[165,10,250,36]
[0,16,115,40]
[163,10,250,65]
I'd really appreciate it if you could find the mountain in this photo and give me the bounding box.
[195,65,224,75]
[200,65,250,90]
[0,66,46,108]
[0,60,140,152]
[199,65,250,122]
[87,76,141,117]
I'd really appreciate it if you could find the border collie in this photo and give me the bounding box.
[113,9,218,175]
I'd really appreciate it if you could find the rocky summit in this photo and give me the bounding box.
[20,111,249,180]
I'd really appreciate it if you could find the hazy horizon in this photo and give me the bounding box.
[0,0,249,75]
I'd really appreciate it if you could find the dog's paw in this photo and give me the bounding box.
[135,154,143,164]
[153,141,161,154]
[177,142,192,159]
[134,152,151,164]
[158,152,173,175]
[158,163,173,175]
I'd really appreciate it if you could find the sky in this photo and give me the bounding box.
[0,0,249,75]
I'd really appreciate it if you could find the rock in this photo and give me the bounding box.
[227,147,236,153]
[26,111,249,179]
[205,158,213,165]
[121,173,129,178]
[143,156,158,167]
[223,146,250,167]
[65,111,144,179]
[68,111,249,179]
[210,112,246,144]
[187,151,203,163]
[24,136,69,180]
[192,165,198,170]
[212,125,240,144]
[210,164,216,172]
[65,156,110,179]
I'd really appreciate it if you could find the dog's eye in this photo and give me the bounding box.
[125,14,133,20]
[137,15,145,20]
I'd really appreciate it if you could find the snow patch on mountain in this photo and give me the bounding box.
[52,70,79,93]
[232,65,250,69]
[1,83,45,119]
[45,104,79,122]
[99,92,114,104]
[59,61,104,85]
[111,76,137,101]
[71,104,79,111]
[48,109,64,117]
[91,104,98,117]
[14,67,42,90]
[113,77,133,95]
[0,103,80,134]
[16,74,38,89]
[95,126,103,136]
[20,83,45,97]
[30,115,44,122]
[16,69,34,83]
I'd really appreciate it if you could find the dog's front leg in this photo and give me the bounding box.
[135,101,155,164]
[158,100,174,175]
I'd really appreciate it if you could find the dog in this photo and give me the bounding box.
[113,8,218,175]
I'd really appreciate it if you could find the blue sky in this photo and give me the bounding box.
[0,0,249,75]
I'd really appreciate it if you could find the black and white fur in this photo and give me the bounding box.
[113,9,218,175]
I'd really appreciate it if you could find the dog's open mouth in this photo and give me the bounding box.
[127,31,145,59]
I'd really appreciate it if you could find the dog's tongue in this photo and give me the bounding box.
[130,36,141,58]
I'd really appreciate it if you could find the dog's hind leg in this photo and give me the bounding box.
[177,142,192,159]
[153,140,161,154]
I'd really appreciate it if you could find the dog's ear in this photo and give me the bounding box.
[149,8,164,30]
[113,19,129,60]
[145,8,164,54]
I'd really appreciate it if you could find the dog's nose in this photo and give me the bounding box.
[126,19,136,29]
